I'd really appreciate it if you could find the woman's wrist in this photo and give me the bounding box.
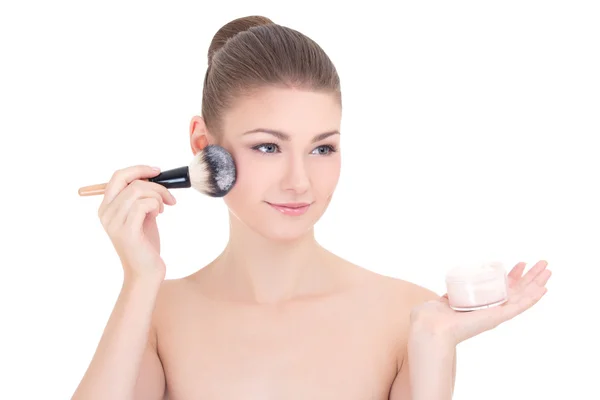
[123,267,165,289]
[409,310,458,348]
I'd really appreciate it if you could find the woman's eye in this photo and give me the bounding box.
[311,145,336,155]
[253,143,280,153]
[252,143,337,155]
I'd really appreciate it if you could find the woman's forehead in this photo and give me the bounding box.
[222,87,341,137]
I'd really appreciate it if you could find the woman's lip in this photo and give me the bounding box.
[266,202,312,216]
[268,202,311,208]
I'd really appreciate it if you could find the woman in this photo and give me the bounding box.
[72,15,551,400]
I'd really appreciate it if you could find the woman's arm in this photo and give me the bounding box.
[405,322,456,400]
[391,260,551,399]
[71,276,165,400]
[389,329,456,400]
[388,292,457,400]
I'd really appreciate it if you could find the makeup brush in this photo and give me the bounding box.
[78,144,237,198]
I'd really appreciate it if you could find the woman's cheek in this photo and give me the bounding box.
[225,150,276,199]
[310,157,341,197]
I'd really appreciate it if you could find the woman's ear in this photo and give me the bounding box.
[189,115,212,154]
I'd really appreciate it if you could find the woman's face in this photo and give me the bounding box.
[206,87,342,241]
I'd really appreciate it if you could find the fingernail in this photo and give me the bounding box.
[152,167,161,172]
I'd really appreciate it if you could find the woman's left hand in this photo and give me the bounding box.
[410,260,552,346]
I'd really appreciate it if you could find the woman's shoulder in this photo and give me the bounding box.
[151,276,206,315]
[379,274,440,305]
[334,256,440,309]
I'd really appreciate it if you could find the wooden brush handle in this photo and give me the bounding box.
[78,183,108,196]
[78,178,152,196]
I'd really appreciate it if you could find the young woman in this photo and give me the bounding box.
[72,15,551,400]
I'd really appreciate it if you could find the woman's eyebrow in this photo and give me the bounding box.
[242,128,340,143]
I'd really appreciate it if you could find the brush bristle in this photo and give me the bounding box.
[188,145,237,197]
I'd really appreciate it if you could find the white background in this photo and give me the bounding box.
[1,1,598,398]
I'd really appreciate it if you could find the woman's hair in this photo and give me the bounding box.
[202,15,341,136]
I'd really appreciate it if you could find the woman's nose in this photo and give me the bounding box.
[280,155,310,194]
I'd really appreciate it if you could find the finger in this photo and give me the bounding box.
[152,181,177,206]
[518,260,548,288]
[102,181,164,231]
[111,181,170,227]
[99,165,162,214]
[515,284,549,314]
[507,262,526,286]
[123,180,175,208]
[124,197,161,233]
[505,270,551,317]
[534,269,552,287]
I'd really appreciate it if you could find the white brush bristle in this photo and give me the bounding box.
[188,145,236,197]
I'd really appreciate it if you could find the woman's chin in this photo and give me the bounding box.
[254,224,315,242]
[227,202,328,242]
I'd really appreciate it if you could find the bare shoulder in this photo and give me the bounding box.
[374,274,439,320]
[382,275,441,306]
[328,253,441,328]
[155,275,204,301]
[333,254,440,307]
[332,256,442,363]
[151,276,203,321]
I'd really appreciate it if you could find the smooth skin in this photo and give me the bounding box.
[72,87,551,400]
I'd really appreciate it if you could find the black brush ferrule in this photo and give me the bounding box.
[148,166,191,189]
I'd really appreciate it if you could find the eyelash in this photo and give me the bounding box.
[251,143,338,156]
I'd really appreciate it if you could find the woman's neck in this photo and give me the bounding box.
[206,213,335,304]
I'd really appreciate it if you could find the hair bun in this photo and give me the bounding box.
[208,15,274,65]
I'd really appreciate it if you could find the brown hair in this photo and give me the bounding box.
[201,15,341,136]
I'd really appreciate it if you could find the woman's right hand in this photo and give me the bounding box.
[97,165,177,282]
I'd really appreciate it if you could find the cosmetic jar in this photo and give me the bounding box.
[445,261,509,311]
